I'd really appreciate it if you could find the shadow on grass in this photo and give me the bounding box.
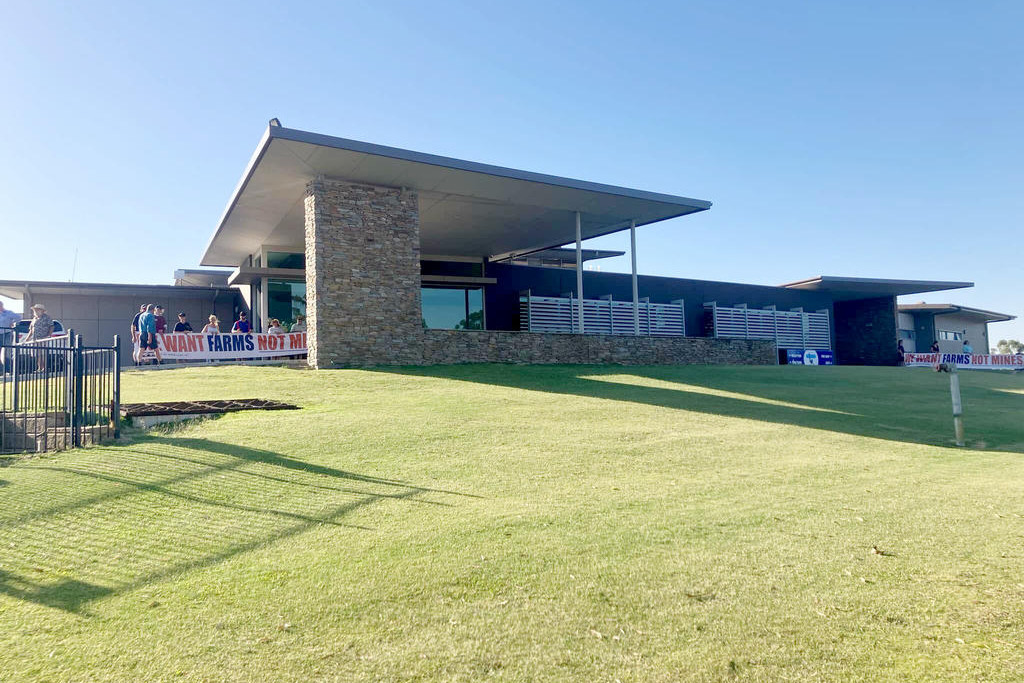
[1,437,474,613]
[376,364,1024,454]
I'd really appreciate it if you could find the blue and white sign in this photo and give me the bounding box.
[785,349,835,366]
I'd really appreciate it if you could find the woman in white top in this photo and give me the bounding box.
[267,318,286,335]
[201,315,220,335]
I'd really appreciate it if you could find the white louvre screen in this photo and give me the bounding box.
[706,304,831,350]
[520,295,684,336]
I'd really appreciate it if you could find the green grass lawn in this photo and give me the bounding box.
[1,364,1022,681]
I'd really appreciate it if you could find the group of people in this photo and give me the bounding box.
[130,303,306,364]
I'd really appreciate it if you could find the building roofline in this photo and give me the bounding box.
[0,280,242,300]
[898,303,1016,322]
[202,123,712,266]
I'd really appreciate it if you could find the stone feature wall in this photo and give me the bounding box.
[421,330,776,366]
[834,296,898,366]
[301,176,777,369]
[304,177,421,367]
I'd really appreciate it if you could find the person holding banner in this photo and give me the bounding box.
[173,312,193,332]
[154,306,168,334]
[231,312,251,334]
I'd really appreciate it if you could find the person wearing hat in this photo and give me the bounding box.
[23,303,54,371]
[173,312,193,332]
[231,311,251,334]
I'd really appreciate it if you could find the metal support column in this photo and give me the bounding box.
[630,219,639,335]
[575,211,584,333]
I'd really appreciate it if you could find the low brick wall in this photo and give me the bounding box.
[420,330,776,366]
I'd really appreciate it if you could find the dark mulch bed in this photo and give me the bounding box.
[120,399,299,417]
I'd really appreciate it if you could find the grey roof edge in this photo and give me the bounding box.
[0,280,244,299]
[201,123,713,266]
[898,303,1016,322]
[270,126,714,210]
[780,275,975,291]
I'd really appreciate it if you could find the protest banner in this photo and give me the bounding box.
[135,332,307,361]
[903,352,1024,370]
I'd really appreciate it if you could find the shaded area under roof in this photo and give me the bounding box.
[173,269,232,287]
[781,275,973,301]
[202,124,711,267]
[495,247,626,263]
[898,303,1016,323]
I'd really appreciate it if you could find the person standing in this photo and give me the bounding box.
[290,315,306,333]
[130,303,147,365]
[962,339,973,354]
[173,312,193,332]
[154,306,168,334]
[897,340,906,366]
[23,303,54,371]
[136,304,162,365]
[930,340,940,354]
[231,311,251,334]
[0,300,20,346]
[201,315,220,335]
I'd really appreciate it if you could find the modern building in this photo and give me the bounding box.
[197,121,976,368]
[897,303,1016,353]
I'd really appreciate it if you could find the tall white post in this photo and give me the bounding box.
[630,219,639,335]
[949,365,965,447]
[575,211,584,333]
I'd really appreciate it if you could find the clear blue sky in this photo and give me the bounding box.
[2,1,1021,343]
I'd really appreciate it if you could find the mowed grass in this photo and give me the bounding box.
[1,364,1023,682]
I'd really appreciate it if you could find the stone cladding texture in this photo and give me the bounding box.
[834,296,898,366]
[421,330,776,366]
[304,177,422,367]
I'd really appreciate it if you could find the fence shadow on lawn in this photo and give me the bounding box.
[379,364,1024,454]
[0,437,473,614]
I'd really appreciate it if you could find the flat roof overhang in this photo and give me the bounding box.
[0,280,242,300]
[781,275,974,301]
[201,124,712,267]
[898,303,1016,323]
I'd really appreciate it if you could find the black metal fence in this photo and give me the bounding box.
[1,329,121,454]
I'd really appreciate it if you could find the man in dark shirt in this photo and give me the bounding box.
[173,312,193,332]
[231,312,251,333]
[131,304,147,341]
[130,304,148,366]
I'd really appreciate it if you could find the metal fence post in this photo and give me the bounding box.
[11,344,19,412]
[73,334,84,448]
[112,334,121,439]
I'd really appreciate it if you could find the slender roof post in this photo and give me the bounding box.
[576,211,584,334]
[630,219,639,335]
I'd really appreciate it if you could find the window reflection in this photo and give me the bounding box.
[421,287,484,330]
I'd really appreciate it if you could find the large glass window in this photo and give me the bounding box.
[421,287,484,330]
[268,280,306,329]
[267,251,306,269]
